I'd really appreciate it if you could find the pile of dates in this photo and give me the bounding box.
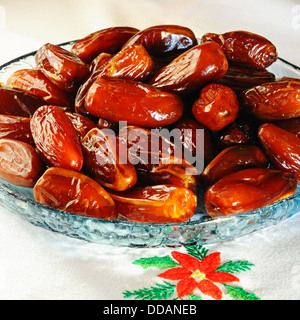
[0,25,299,224]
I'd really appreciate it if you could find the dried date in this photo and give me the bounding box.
[122,24,197,61]
[205,168,297,217]
[35,43,90,92]
[85,78,184,128]
[30,105,83,171]
[81,127,137,191]
[192,83,239,131]
[71,26,139,63]
[258,123,300,182]
[239,79,300,121]
[149,41,228,95]
[0,85,48,117]
[0,138,43,187]
[33,167,116,219]
[0,114,34,145]
[202,145,269,185]
[100,44,154,82]
[109,184,197,223]
[201,30,278,69]
[6,69,74,110]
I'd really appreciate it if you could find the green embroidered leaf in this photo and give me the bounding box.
[133,255,180,270]
[217,260,254,274]
[185,245,209,261]
[224,284,260,300]
[188,294,203,300]
[123,281,176,300]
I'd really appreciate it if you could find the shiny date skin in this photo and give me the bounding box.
[201,30,278,69]
[205,168,297,217]
[6,69,74,110]
[71,26,139,63]
[202,145,269,186]
[30,105,83,171]
[85,77,184,128]
[81,127,137,191]
[109,184,197,223]
[0,138,43,187]
[192,83,239,131]
[258,123,300,183]
[35,43,90,92]
[239,79,300,121]
[101,44,154,82]
[216,119,255,150]
[149,41,228,95]
[0,114,34,145]
[122,25,197,61]
[0,85,49,117]
[33,167,116,219]
[217,66,276,93]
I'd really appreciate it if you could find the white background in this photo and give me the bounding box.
[1,0,300,66]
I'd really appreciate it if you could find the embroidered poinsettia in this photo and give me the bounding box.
[158,251,239,300]
[123,244,259,300]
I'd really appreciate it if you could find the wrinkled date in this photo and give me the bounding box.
[30,105,83,171]
[71,26,139,63]
[0,138,43,187]
[149,41,228,95]
[122,24,197,61]
[85,77,184,127]
[202,30,278,69]
[202,145,269,185]
[192,83,239,131]
[81,127,137,191]
[100,44,154,82]
[258,123,300,182]
[34,167,116,219]
[239,79,300,121]
[205,168,297,217]
[6,69,74,110]
[0,85,48,117]
[35,43,90,92]
[0,114,34,145]
[109,184,197,223]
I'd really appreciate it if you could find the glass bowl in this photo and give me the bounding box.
[0,41,299,248]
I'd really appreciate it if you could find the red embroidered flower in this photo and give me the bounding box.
[158,251,239,300]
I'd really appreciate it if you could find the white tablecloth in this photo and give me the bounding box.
[0,0,299,301]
